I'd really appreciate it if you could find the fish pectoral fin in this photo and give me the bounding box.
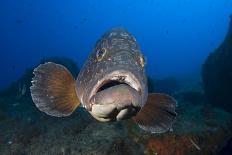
[133,93,177,133]
[30,62,80,117]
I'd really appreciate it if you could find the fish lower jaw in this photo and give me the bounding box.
[87,70,142,108]
[89,104,139,122]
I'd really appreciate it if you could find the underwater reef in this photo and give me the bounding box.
[0,57,231,155]
[202,15,232,113]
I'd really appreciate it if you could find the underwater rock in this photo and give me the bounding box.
[8,121,143,155]
[218,137,232,155]
[0,110,6,121]
[174,91,205,105]
[202,15,232,112]
[144,129,232,155]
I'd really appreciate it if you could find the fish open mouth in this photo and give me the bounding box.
[88,70,142,106]
[87,70,143,121]
[97,80,131,93]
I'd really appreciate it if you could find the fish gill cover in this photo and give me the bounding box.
[0,0,232,155]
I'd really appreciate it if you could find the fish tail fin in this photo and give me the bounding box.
[133,93,177,133]
[30,62,80,117]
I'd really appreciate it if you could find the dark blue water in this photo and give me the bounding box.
[1,0,232,89]
[1,1,232,154]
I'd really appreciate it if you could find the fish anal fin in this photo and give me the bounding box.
[133,93,177,133]
[30,62,80,117]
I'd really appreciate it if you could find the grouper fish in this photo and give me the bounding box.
[30,28,177,133]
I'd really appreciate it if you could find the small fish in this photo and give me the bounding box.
[30,28,177,133]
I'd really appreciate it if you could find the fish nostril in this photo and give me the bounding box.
[117,76,126,82]
[96,80,129,93]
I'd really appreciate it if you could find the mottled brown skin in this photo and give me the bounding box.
[76,28,148,122]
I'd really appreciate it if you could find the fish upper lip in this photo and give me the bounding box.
[87,70,142,109]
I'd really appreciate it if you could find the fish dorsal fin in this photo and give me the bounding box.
[30,62,80,117]
[133,93,177,133]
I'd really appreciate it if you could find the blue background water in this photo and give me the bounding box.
[1,0,232,89]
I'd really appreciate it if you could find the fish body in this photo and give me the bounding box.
[30,28,177,133]
[76,28,147,121]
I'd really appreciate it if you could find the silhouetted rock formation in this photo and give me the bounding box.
[202,15,232,113]
[174,91,205,105]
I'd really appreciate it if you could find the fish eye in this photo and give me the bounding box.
[138,54,145,68]
[96,48,106,61]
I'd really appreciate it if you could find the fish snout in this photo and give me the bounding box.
[89,84,141,122]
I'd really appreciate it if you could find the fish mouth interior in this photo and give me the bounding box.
[97,80,130,93]
[88,71,142,104]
